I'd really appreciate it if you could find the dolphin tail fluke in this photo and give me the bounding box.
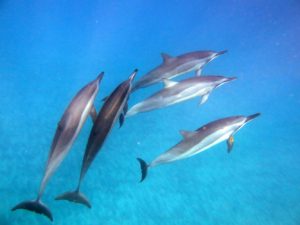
[246,113,261,123]
[137,158,149,182]
[55,190,91,208]
[11,199,53,221]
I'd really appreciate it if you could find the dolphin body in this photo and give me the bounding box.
[137,113,260,182]
[132,50,227,92]
[11,73,104,221]
[127,76,236,117]
[55,70,137,208]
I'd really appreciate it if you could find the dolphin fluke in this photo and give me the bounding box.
[137,158,148,182]
[55,190,91,208]
[246,113,261,122]
[11,199,53,221]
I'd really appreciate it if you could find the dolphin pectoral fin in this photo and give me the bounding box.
[195,68,202,76]
[12,199,53,221]
[55,190,91,208]
[163,79,178,88]
[90,105,97,123]
[123,102,128,115]
[227,135,234,153]
[137,158,149,182]
[119,113,125,128]
[200,92,210,105]
[179,130,197,139]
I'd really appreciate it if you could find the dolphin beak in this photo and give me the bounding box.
[96,72,104,83]
[129,69,138,81]
[216,50,228,56]
[226,77,237,82]
[246,113,261,122]
[216,76,236,87]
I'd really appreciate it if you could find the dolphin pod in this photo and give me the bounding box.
[127,75,236,117]
[55,70,137,207]
[12,73,104,221]
[11,49,261,221]
[137,113,260,182]
[131,50,227,92]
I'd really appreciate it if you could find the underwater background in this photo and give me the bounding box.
[1,0,300,224]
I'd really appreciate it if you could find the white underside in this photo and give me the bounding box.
[127,84,213,116]
[168,59,207,79]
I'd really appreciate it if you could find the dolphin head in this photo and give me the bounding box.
[118,69,139,94]
[215,50,228,56]
[191,50,228,66]
[86,71,104,97]
[207,50,228,61]
[215,76,237,87]
[223,76,237,83]
[129,69,138,82]
[93,71,104,91]
[96,72,104,84]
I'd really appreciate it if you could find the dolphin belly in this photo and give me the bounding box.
[168,59,207,78]
[173,60,203,74]
[185,122,246,158]
[170,86,210,105]
[186,129,233,158]
[128,85,210,117]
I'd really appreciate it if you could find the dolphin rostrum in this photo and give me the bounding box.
[137,113,260,182]
[127,76,236,117]
[55,69,138,208]
[132,50,227,92]
[11,72,104,221]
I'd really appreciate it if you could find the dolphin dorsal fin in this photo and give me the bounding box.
[179,130,197,139]
[163,79,178,88]
[161,53,173,64]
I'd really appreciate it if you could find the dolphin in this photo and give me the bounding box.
[132,50,227,92]
[137,113,260,182]
[11,72,104,221]
[127,76,236,117]
[55,69,138,208]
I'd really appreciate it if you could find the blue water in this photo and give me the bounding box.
[1,0,300,224]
